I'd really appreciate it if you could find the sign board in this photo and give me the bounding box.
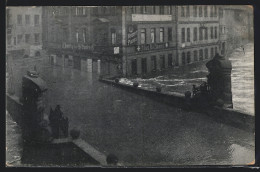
[136,42,169,52]
[132,14,172,22]
[62,43,94,51]
[127,25,138,45]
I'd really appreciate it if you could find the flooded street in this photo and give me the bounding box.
[6,44,254,166]
[128,43,254,116]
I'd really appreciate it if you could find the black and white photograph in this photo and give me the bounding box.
[5,5,255,167]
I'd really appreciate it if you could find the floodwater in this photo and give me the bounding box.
[127,43,254,116]
[6,43,255,166]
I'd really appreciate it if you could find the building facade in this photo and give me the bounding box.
[176,5,222,67]
[219,6,253,55]
[42,6,228,77]
[6,7,43,59]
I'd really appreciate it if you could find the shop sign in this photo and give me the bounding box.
[136,42,169,52]
[127,25,138,45]
[62,43,94,51]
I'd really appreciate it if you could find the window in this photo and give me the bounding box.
[187,52,191,63]
[131,6,136,14]
[160,6,164,14]
[160,28,164,43]
[83,7,87,15]
[34,33,40,43]
[131,59,137,75]
[151,28,156,43]
[193,27,197,41]
[199,6,202,17]
[141,58,147,74]
[168,54,173,67]
[34,15,39,26]
[215,26,218,39]
[168,6,172,14]
[199,49,203,61]
[187,28,190,42]
[210,6,214,17]
[83,28,87,43]
[205,27,208,40]
[111,29,117,45]
[141,28,146,44]
[181,6,185,17]
[62,28,68,41]
[141,6,147,14]
[186,6,190,17]
[199,27,203,40]
[182,52,186,65]
[214,6,217,17]
[168,28,172,41]
[219,8,223,18]
[175,55,179,66]
[181,28,185,43]
[17,15,22,25]
[194,50,198,61]
[152,6,156,14]
[204,6,208,17]
[13,37,16,45]
[7,35,11,45]
[25,34,30,43]
[77,7,84,15]
[101,7,107,14]
[25,15,30,24]
[76,31,79,43]
[215,47,218,55]
[75,7,79,15]
[160,55,165,69]
[151,56,157,70]
[17,35,23,44]
[211,47,214,58]
[205,48,208,59]
[210,26,213,39]
[193,6,197,17]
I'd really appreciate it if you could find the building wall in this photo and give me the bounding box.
[176,5,222,65]
[219,6,253,54]
[6,7,42,58]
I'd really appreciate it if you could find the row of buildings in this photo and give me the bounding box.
[6,6,253,77]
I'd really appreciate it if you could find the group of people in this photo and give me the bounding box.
[49,105,69,139]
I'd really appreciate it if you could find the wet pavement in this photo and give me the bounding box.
[6,44,255,166]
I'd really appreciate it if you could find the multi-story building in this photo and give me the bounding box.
[6,7,43,59]
[43,6,226,77]
[219,5,253,55]
[176,5,222,67]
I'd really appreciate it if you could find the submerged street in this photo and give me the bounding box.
[6,44,255,166]
[128,43,254,116]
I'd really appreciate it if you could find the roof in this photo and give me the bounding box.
[23,74,48,92]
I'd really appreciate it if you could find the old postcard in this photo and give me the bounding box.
[6,5,255,167]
